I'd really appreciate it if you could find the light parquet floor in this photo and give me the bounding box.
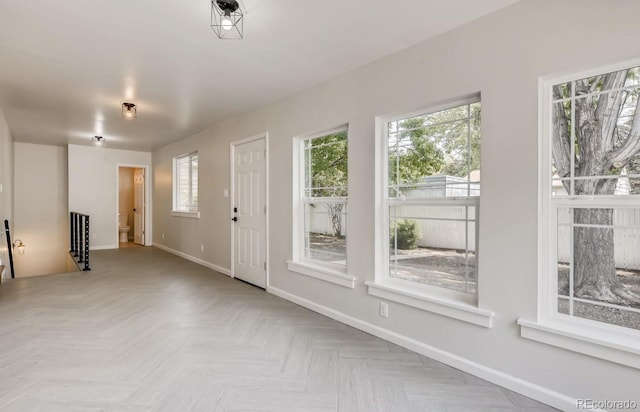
[0,247,556,411]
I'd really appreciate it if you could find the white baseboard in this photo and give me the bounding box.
[267,286,579,411]
[152,243,232,277]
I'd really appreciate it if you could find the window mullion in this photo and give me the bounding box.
[568,207,575,317]
[188,157,193,209]
[570,81,575,196]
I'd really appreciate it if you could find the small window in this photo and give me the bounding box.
[292,127,348,269]
[384,98,481,296]
[173,152,198,213]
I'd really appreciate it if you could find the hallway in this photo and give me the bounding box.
[0,247,553,411]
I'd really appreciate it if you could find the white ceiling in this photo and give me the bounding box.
[0,0,518,151]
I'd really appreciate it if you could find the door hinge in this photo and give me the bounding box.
[264,261,267,270]
[264,205,266,214]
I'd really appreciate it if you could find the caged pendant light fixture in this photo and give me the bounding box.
[211,0,243,39]
[122,102,137,119]
[92,136,105,146]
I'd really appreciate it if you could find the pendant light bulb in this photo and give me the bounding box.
[221,11,233,31]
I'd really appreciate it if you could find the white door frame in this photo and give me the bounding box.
[115,164,152,247]
[230,132,269,287]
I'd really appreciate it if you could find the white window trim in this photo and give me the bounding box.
[171,211,200,219]
[369,96,493,327]
[365,280,493,328]
[517,59,640,369]
[289,125,354,288]
[286,260,355,289]
[172,151,199,216]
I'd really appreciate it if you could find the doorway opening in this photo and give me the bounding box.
[118,167,146,247]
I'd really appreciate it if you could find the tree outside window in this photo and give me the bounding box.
[301,129,348,266]
[551,66,640,330]
[385,99,481,295]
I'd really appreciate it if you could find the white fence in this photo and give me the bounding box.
[557,208,640,271]
[392,205,476,252]
[306,203,347,237]
[307,175,640,270]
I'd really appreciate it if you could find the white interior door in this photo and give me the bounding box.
[133,168,145,245]
[233,137,267,288]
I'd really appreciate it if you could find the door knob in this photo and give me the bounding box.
[231,217,238,222]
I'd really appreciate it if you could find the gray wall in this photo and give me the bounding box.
[152,0,640,405]
[68,144,152,249]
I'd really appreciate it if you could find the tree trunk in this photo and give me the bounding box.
[572,208,627,302]
[567,71,640,306]
[327,203,343,237]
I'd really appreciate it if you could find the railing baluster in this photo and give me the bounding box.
[74,213,79,257]
[78,215,83,263]
[69,212,74,253]
[83,215,90,271]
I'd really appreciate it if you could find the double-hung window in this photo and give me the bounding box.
[520,61,640,368]
[368,96,492,327]
[289,126,352,287]
[173,152,199,217]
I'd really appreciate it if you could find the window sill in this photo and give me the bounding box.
[287,260,355,289]
[171,211,200,219]
[517,318,640,369]
[365,280,493,328]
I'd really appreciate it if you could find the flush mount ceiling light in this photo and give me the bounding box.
[211,0,243,39]
[122,102,137,119]
[92,135,105,146]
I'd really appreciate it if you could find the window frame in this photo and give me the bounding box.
[287,125,355,289]
[518,59,640,369]
[172,151,200,218]
[366,96,494,328]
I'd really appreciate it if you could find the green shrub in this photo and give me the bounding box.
[390,219,421,250]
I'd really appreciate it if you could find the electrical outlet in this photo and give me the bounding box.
[379,302,388,318]
[200,244,204,253]
[162,233,165,240]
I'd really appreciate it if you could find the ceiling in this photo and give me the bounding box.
[0,0,518,152]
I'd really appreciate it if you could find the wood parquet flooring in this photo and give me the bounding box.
[0,247,556,411]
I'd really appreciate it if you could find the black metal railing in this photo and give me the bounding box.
[3,219,15,279]
[69,212,91,271]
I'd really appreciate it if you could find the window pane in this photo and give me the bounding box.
[389,205,476,294]
[304,132,348,198]
[388,102,480,199]
[552,82,571,101]
[191,155,198,211]
[551,99,572,193]
[556,207,640,330]
[175,153,198,212]
[304,202,346,265]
